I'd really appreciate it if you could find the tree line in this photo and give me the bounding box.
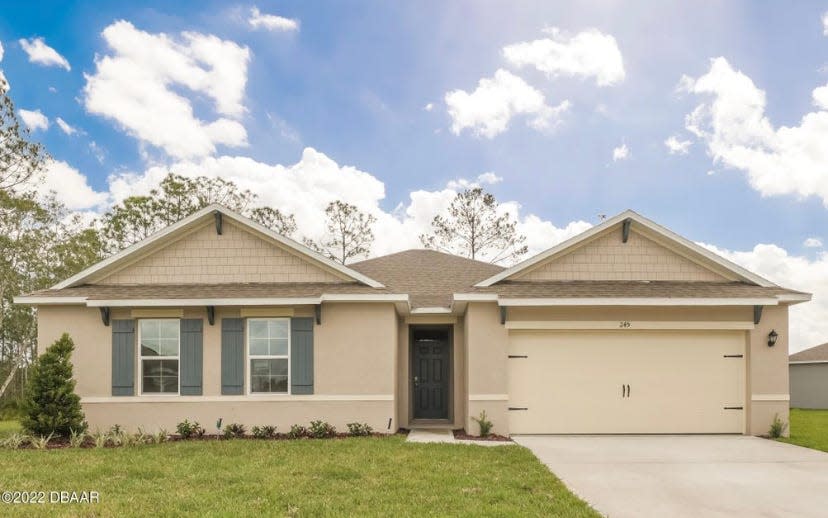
[0,81,527,407]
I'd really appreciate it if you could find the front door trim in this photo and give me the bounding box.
[409,324,453,423]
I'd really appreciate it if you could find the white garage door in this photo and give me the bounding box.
[508,330,745,434]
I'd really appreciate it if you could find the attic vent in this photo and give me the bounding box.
[214,211,223,235]
[622,218,631,243]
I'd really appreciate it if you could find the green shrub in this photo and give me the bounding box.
[176,420,206,439]
[346,422,373,436]
[223,423,246,439]
[251,425,277,439]
[31,433,53,450]
[288,424,308,439]
[21,333,86,437]
[769,413,788,438]
[309,420,336,438]
[472,410,493,437]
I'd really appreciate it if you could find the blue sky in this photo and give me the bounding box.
[1,1,827,349]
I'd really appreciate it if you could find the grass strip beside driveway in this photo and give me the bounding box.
[0,433,598,517]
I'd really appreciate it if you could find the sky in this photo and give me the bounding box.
[0,1,827,351]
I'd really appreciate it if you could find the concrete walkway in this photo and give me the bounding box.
[406,429,456,444]
[515,435,828,518]
[406,429,513,447]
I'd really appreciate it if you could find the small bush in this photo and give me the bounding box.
[92,431,107,448]
[309,420,336,438]
[346,422,373,436]
[251,425,277,439]
[21,333,87,437]
[769,413,788,438]
[3,433,29,449]
[32,433,53,450]
[69,429,87,448]
[472,410,493,437]
[176,420,206,439]
[108,424,123,436]
[223,423,246,439]
[288,424,308,439]
[154,428,170,444]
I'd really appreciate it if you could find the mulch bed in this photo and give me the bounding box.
[453,429,511,442]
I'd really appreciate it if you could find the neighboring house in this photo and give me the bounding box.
[15,206,810,436]
[789,343,828,409]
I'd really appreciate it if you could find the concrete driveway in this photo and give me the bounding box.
[514,435,828,518]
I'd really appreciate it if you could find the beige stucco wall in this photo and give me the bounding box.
[97,221,345,284]
[515,229,730,282]
[790,364,828,409]
[36,302,398,433]
[747,304,790,436]
[463,303,509,435]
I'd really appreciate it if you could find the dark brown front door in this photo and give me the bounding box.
[412,327,451,420]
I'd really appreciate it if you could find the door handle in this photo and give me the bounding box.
[413,376,419,387]
[622,384,625,398]
[626,384,630,398]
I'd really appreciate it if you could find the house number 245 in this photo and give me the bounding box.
[619,321,631,328]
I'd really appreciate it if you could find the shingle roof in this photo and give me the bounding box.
[26,282,391,300]
[24,250,808,310]
[349,249,504,308]
[468,281,804,299]
[790,343,828,363]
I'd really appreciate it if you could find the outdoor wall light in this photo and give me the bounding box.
[767,329,778,347]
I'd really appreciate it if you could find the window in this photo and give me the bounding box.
[139,319,180,394]
[248,319,289,393]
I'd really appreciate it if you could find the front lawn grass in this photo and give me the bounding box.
[0,434,598,517]
[779,408,828,453]
[0,419,21,438]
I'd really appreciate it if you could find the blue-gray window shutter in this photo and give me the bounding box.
[291,317,314,394]
[180,319,203,395]
[221,318,244,395]
[112,319,135,396]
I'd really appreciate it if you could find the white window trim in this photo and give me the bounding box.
[137,318,181,396]
[246,318,291,396]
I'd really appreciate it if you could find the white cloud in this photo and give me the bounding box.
[445,69,570,138]
[18,108,49,131]
[446,171,504,190]
[0,40,4,61]
[477,172,502,185]
[804,237,823,248]
[39,160,109,210]
[701,242,828,352]
[19,37,71,70]
[55,117,77,135]
[683,57,828,205]
[424,102,434,112]
[248,7,299,32]
[823,11,828,36]
[503,27,625,86]
[664,135,692,154]
[83,20,250,159]
[106,147,588,260]
[612,143,629,161]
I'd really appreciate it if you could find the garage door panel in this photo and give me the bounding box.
[508,330,745,434]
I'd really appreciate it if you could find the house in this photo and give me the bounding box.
[15,206,810,436]
[789,343,828,409]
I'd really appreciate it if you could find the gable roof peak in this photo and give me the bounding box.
[475,209,778,288]
[52,203,385,290]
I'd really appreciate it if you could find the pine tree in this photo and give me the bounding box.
[21,333,86,437]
